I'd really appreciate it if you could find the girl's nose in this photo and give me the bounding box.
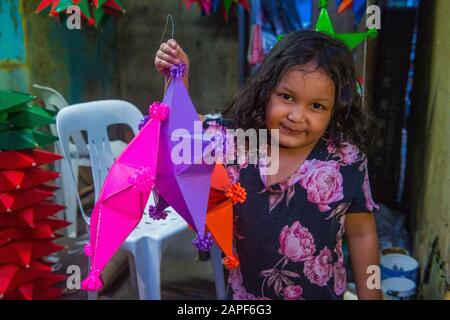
[287,105,306,123]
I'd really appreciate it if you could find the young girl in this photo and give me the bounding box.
[154,30,382,300]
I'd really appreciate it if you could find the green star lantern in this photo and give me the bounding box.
[315,0,377,50]
[0,91,58,150]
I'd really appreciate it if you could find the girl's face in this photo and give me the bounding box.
[266,65,335,149]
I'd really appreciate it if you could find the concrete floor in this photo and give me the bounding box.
[54,229,219,300]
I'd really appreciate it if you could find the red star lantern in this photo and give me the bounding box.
[0,150,62,171]
[0,240,64,267]
[0,202,65,228]
[36,0,126,27]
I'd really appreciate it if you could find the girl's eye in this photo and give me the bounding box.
[279,94,293,101]
[312,103,325,110]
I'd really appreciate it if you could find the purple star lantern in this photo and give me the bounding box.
[153,62,215,250]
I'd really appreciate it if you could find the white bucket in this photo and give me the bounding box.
[382,277,416,300]
[380,253,419,283]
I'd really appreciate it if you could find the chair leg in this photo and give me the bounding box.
[53,176,65,220]
[126,252,139,293]
[52,145,65,220]
[128,239,162,300]
[61,159,78,238]
[210,243,226,300]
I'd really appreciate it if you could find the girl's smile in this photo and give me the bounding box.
[279,123,306,136]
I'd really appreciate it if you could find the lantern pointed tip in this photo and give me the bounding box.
[367,28,378,38]
[319,0,329,9]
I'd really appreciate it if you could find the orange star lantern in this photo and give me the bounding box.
[206,164,246,270]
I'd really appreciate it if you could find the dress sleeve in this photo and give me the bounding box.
[346,157,379,214]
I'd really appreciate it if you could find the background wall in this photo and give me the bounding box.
[405,0,449,299]
[0,0,240,116]
[0,0,121,104]
[116,0,240,115]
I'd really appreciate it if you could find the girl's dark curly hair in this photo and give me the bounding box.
[223,30,377,152]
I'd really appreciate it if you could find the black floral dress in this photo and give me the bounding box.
[204,118,379,300]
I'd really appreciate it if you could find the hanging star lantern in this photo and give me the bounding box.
[183,0,213,14]
[80,63,220,292]
[0,187,56,214]
[153,63,215,246]
[0,88,68,300]
[0,90,58,151]
[0,150,62,171]
[0,240,64,267]
[223,0,249,20]
[35,0,126,27]
[1,272,66,300]
[0,219,70,243]
[0,202,65,228]
[336,0,367,25]
[316,0,377,51]
[205,163,244,270]
[336,0,352,13]
[80,100,168,291]
[0,262,47,297]
[183,0,249,21]
[0,168,60,192]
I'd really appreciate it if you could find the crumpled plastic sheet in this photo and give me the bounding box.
[375,203,412,253]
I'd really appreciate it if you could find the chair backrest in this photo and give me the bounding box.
[33,84,69,110]
[33,84,90,157]
[56,100,143,208]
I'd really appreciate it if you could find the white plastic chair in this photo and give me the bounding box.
[56,100,226,300]
[33,84,128,238]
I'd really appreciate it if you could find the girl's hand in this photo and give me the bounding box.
[155,39,190,78]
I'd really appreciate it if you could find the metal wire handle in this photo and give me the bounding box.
[160,14,175,42]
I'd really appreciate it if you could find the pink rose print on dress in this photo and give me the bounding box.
[261,155,315,212]
[333,262,347,295]
[229,269,254,300]
[336,214,346,240]
[226,165,241,184]
[283,285,303,300]
[278,221,316,262]
[283,169,305,207]
[228,268,271,300]
[267,182,289,212]
[335,239,344,265]
[299,160,344,212]
[303,247,334,286]
[333,240,346,295]
[228,267,243,292]
[362,165,380,212]
[265,168,305,212]
[327,142,361,165]
[233,291,256,300]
